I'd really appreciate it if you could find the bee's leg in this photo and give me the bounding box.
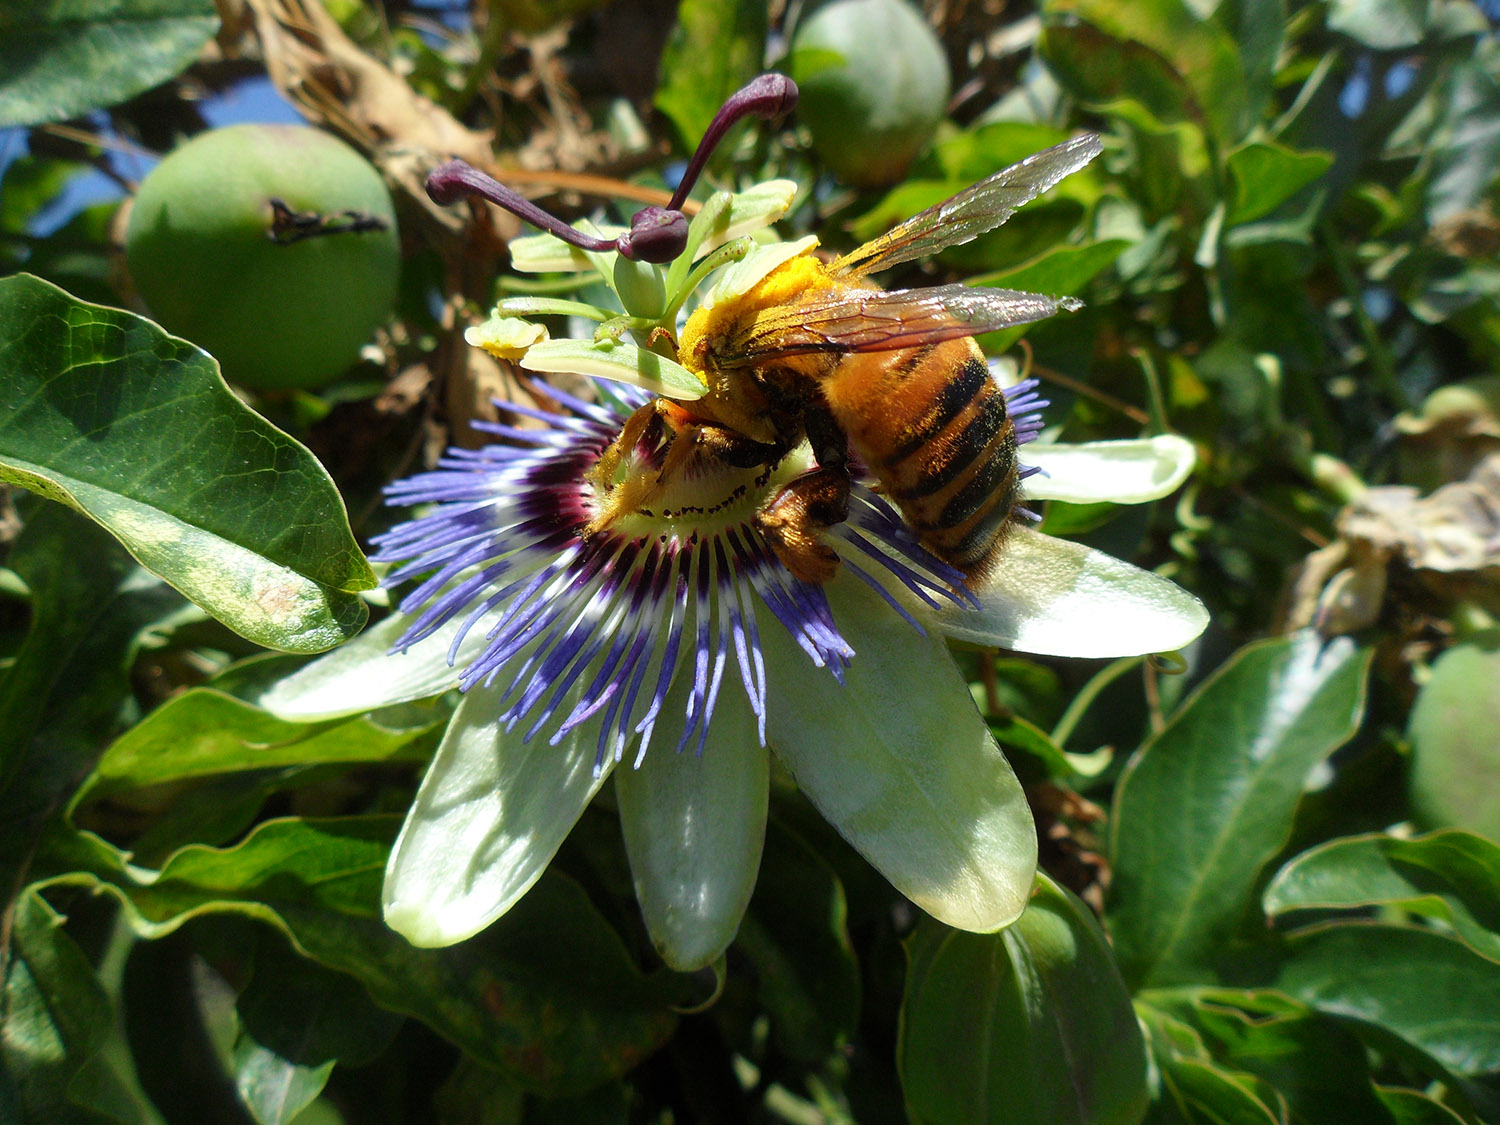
[588,408,783,536]
[588,399,663,493]
[758,466,851,584]
[585,401,671,535]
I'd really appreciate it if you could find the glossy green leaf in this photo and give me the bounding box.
[968,239,1129,297]
[232,940,402,1125]
[1275,923,1500,1079]
[1040,0,1251,146]
[0,275,374,653]
[1107,633,1371,988]
[901,875,1148,1125]
[1141,988,1397,1124]
[1376,1085,1473,1125]
[53,818,677,1095]
[736,819,859,1064]
[0,0,218,128]
[654,0,767,152]
[1156,1057,1286,1125]
[76,687,442,805]
[0,505,182,879]
[1225,142,1335,226]
[1407,632,1500,841]
[0,889,114,1123]
[1327,0,1431,49]
[1264,830,1500,963]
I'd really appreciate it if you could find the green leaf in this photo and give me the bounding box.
[0,275,375,653]
[0,505,182,882]
[1376,1085,1474,1125]
[1225,142,1335,226]
[0,889,115,1123]
[1426,45,1500,224]
[1156,1057,1287,1124]
[232,939,402,1125]
[0,0,219,128]
[1326,0,1431,50]
[75,687,443,804]
[52,818,678,1095]
[1137,1004,1291,1123]
[1107,632,1371,988]
[967,239,1128,295]
[1264,831,1500,963]
[736,819,859,1064]
[1213,0,1285,128]
[1141,988,1398,1124]
[1275,923,1500,1079]
[654,0,767,152]
[1040,0,1252,146]
[900,875,1148,1125]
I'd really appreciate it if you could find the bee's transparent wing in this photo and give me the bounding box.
[829,134,1103,280]
[717,284,1082,364]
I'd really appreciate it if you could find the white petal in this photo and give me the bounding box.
[931,526,1208,657]
[257,612,484,721]
[520,339,705,400]
[382,686,614,947]
[617,679,769,971]
[764,579,1036,932]
[1023,434,1197,504]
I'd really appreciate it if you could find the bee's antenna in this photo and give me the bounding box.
[425,74,797,266]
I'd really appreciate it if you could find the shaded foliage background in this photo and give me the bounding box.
[2,0,1500,1121]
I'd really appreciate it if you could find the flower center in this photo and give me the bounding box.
[588,432,816,546]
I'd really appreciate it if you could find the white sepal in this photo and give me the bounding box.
[932,526,1208,658]
[382,687,615,947]
[764,579,1037,933]
[1024,434,1196,504]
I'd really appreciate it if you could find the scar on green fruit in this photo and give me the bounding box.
[126,124,401,391]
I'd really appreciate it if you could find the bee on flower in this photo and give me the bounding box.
[264,76,1207,971]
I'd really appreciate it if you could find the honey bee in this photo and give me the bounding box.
[587,134,1103,585]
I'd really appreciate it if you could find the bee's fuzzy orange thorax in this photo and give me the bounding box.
[678,254,837,376]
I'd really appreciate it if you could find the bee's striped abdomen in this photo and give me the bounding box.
[822,337,1020,579]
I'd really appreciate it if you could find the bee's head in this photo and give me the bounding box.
[424,74,798,266]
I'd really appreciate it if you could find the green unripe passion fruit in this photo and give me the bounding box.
[789,0,951,187]
[126,124,400,390]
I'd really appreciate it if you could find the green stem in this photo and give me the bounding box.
[1050,656,1142,748]
[662,237,753,325]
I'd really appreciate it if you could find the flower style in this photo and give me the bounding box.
[261,96,1207,969]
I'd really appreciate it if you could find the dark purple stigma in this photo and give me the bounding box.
[424,74,798,266]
